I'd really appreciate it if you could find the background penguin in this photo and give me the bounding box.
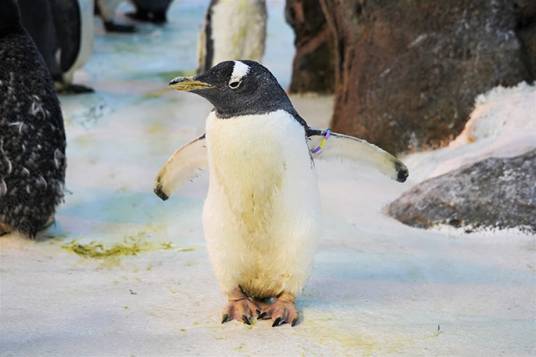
[127,0,174,24]
[18,0,95,94]
[96,0,136,33]
[197,0,266,73]
[0,0,67,237]
[155,60,408,326]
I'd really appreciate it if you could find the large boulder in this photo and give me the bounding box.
[317,0,533,154]
[285,0,334,93]
[387,150,536,233]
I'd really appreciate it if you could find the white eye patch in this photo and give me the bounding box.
[229,61,250,85]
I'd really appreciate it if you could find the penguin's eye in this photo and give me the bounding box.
[228,81,241,89]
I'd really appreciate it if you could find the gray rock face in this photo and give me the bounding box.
[516,0,536,78]
[387,150,536,233]
[317,0,534,154]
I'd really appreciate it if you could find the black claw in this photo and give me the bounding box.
[221,314,231,324]
[258,312,268,319]
[272,317,282,327]
[291,318,298,327]
[242,316,251,325]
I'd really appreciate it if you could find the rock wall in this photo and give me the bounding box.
[320,0,533,154]
[287,0,536,154]
[285,0,334,94]
[515,0,536,78]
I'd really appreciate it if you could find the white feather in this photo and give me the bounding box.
[154,134,207,199]
[230,61,250,83]
[203,110,319,298]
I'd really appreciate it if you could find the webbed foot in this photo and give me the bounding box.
[258,292,299,327]
[221,287,258,325]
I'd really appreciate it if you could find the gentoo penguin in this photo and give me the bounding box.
[18,0,95,93]
[0,0,66,237]
[197,0,266,73]
[127,0,174,24]
[154,61,408,326]
[96,0,136,33]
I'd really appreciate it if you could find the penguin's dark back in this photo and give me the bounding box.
[0,5,66,236]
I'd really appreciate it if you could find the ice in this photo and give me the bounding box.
[1,1,535,356]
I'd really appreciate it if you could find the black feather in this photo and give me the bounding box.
[0,0,66,237]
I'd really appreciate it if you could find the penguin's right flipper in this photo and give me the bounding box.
[307,129,409,183]
[154,134,208,200]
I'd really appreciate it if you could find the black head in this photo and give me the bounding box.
[0,0,22,36]
[169,60,296,118]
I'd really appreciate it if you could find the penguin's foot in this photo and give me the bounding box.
[54,82,94,95]
[257,292,299,327]
[0,222,13,236]
[103,21,137,33]
[126,10,167,24]
[221,287,258,325]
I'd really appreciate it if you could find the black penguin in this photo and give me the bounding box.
[95,0,136,33]
[18,0,94,94]
[0,0,67,237]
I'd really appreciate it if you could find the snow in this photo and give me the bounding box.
[1,1,535,356]
[405,82,536,182]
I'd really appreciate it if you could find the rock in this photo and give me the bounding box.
[515,0,536,78]
[519,24,536,78]
[387,150,536,233]
[285,0,334,93]
[513,0,536,25]
[319,0,533,154]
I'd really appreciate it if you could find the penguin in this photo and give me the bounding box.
[18,0,95,94]
[96,0,136,33]
[127,0,174,24]
[154,61,408,326]
[197,0,267,73]
[0,0,67,237]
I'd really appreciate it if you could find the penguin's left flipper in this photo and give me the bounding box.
[307,129,409,183]
[154,134,207,200]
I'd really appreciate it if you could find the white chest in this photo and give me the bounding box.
[204,110,312,236]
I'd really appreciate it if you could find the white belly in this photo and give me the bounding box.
[203,110,319,298]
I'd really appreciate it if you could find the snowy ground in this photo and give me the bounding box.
[1,1,535,356]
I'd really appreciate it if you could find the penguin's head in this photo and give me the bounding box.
[169,60,294,118]
[0,0,22,36]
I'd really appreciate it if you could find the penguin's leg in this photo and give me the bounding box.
[257,291,299,327]
[221,286,259,325]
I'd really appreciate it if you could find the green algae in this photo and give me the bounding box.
[61,227,180,259]
[62,235,192,260]
[160,242,174,250]
[176,247,195,252]
[62,238,150,258]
